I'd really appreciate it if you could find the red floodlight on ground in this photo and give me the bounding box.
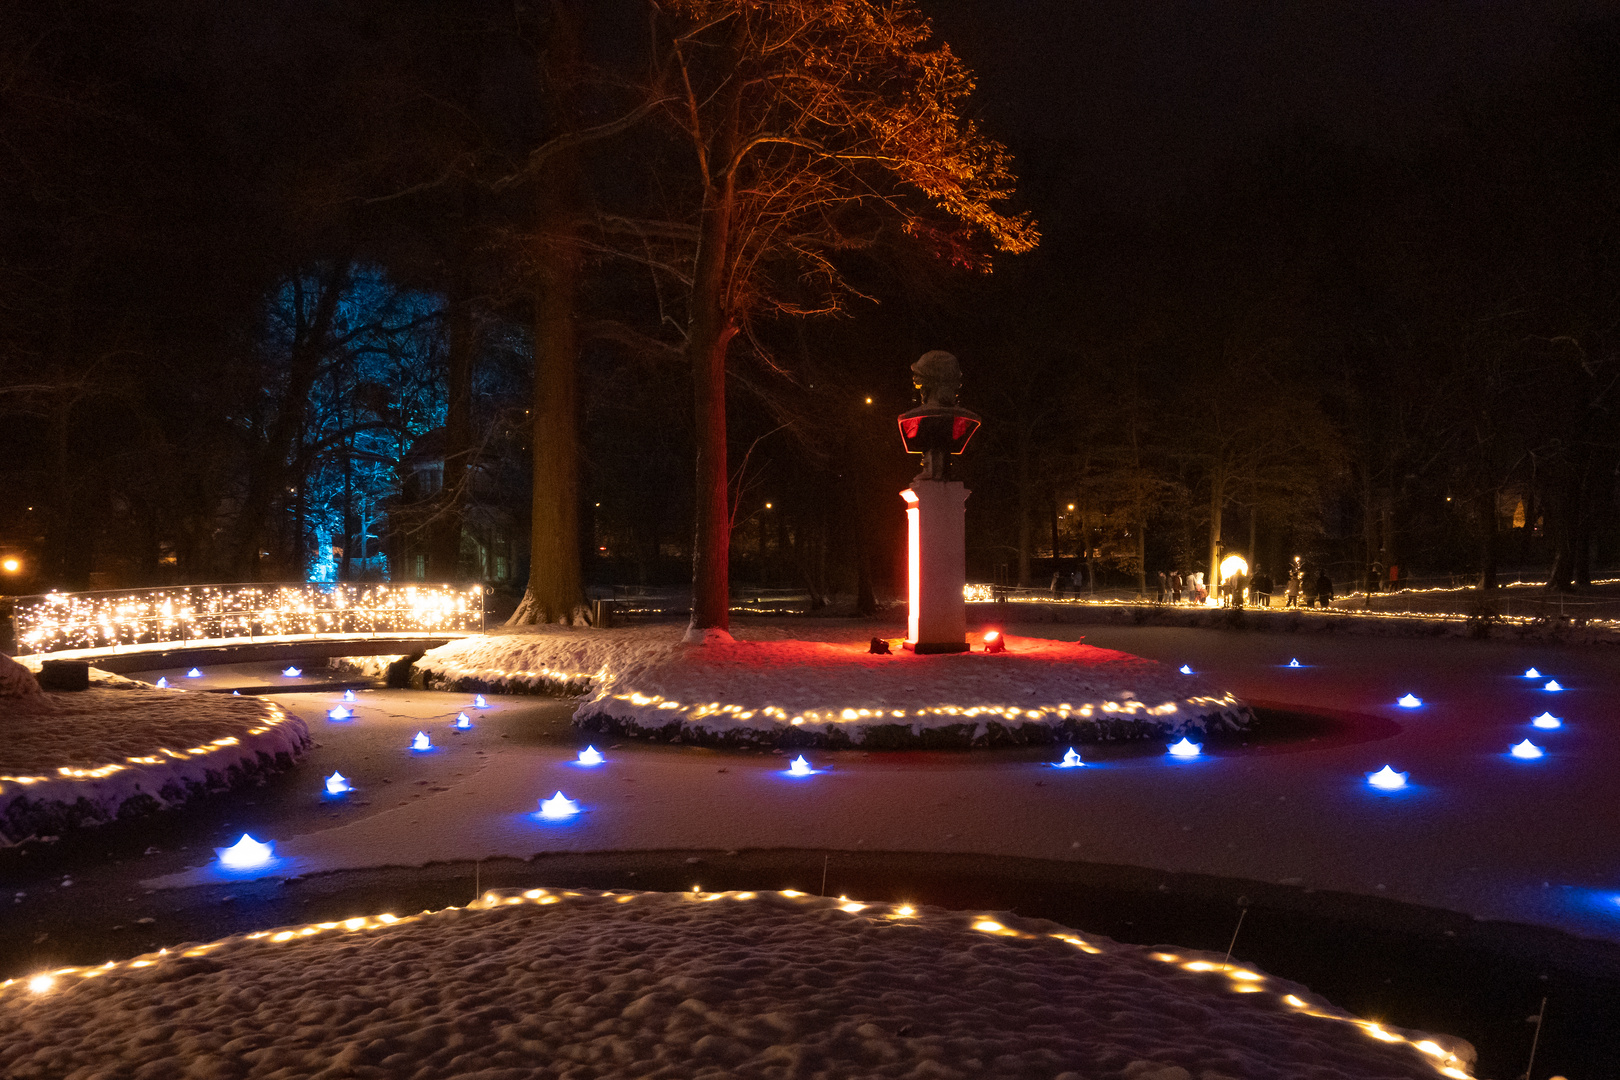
[983,630,1006,653]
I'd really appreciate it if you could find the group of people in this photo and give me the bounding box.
[1155,565,1337,608]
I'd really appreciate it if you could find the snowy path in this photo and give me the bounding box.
[146,625,1620,944]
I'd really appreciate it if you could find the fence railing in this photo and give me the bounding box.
[6,582,485,656]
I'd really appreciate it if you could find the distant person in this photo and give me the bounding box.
[1192,571,1207,604]
[1315,569,1334,607]
[1284,571,1299,607]
[1229,570,1247,608]
[1254,568,1272,607]
[1157,570,1168,603]
[1051,570,1067,598]
[1170,571,1183,604]
[1388,564,1400,591]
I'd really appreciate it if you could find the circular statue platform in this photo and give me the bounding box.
[0,889,1475,1079]
[413,626,1251,749]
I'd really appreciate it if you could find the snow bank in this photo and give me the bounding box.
[0,653,44,702]
[0,683,310,845]
[418,625,1251,748]
[0,889,1475,1080]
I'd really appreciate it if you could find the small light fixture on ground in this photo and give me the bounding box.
[1532,712,1562,729]
[1510,739,1544,759]
[155,677,169,688]
[1524,667,1541,678]
[343,689,356,702]
[1166,737,1201,758]
[1397,694,1422,708]
[1287,658,1301,667]
[218,834,275,870]
[536,791,579,819]
[983,630,1005,653]
[1179,664,1193,675]
[327,705,352,721]
[1055,747,1084,768]
[1544,680,1563,692]
[411,731,432,751]
[577,746,604,766]
[26,974,53,994]
[325,772,352,794]
[454,713,472,729]
[186,667,203,678]
[282,667,301,678]
[787,755,814,776]
[1367,765,1408,790]
[474,694,488,708]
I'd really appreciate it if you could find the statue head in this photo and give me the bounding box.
[911,350,961,408]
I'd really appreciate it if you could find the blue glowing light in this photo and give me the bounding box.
[344,689,356,702]
[474,695,488,708]
[454,713,472,730]
[1367,765,1408,790]
[218,834,275,870]
[1167,737,1201,758]
[1544,680,1563,693]
[1179,665,1193,675]
[282,667,302,678]
[327,706,352,721]
[537,791,579,819]
[411,731,432,751]
[1524,667,1541,678]
[1055,747,1084,768]
[1532,712,1562,729]
[1510,739,1544,760]
[325,772,352,795]
[577,746,604,766]
[1287,658,1301,667]
[1397,694,1422,708]
[787,755,814,776]
[186,668,203,678]
[155,677,169,688]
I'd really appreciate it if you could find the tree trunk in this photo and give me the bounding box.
[432,215,478,582]
[510,168,587,626]
[684,100,740,636]
[1207,468,1224,601]
[233,260,350,578]
[1136,521,1146,597]
[1016,426,1031,586]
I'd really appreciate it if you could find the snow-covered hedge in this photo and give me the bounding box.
[416,625,1251,749]
[0,671,310,845]
[0,888,1475,1080]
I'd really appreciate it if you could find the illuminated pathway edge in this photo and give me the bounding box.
[0,889,1477,1079]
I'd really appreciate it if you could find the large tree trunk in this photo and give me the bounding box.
[1016,427,1032,586]
[684,106,740,637]
[1207,467,1224,602]
[510,167,587,626]
[431,210,478,582]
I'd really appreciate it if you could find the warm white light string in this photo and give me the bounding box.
[13,583,483,655]
[0,888,1474,1078]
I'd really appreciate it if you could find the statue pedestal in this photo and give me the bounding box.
[902,482,970,654]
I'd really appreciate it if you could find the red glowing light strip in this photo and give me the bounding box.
[903,489,920,645]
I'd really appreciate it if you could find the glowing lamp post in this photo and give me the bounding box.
[897,351,979,654]
[218,834,275,870]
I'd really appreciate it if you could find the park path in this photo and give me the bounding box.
[146,624,1620,944]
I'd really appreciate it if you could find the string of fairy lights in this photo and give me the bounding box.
[11,583,484,655]
[0,888,1475,1079]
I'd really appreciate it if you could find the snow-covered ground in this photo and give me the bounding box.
[0,888,1475,1080]
[415,625,1251,747]
[0,668,310,845]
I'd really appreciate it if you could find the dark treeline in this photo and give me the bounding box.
[2,0,1618,617]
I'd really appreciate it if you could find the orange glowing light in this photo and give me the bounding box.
[1,557,18,574]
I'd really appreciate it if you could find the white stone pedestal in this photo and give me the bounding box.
[902,482,970,654]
